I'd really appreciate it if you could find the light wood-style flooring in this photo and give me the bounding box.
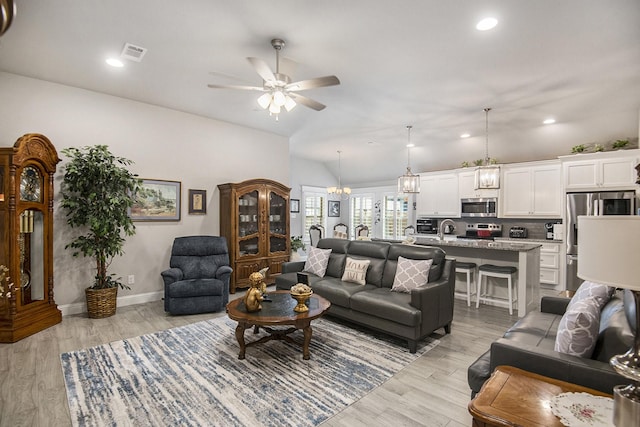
[0,289,534,427]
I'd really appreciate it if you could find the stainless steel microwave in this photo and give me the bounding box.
[460,198,498,218]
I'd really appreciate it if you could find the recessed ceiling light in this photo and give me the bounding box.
[106,58,124,68]
[476,17,498,31]
[406,143,415,148]
[543,118,556,125]
[460,133,471,138]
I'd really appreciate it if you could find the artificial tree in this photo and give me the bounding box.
[60,145,141,316]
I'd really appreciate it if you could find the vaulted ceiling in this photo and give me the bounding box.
[1,1,639,185]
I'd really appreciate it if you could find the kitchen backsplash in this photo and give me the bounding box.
[442,218,562,241]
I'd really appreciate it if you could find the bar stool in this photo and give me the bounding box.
[476,264,518,315]
[455,261,477,307]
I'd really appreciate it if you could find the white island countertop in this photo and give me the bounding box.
[413,235,541,317]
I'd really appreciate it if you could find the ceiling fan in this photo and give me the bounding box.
[208,38,340,118]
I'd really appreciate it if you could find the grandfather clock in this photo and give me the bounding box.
[0,134,61,342]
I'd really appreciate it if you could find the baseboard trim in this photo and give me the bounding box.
[59,291,164,316]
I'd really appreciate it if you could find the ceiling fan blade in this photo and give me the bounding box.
[288,93,326,111]
[247,57,275,82]
[207,84,265,91]
[286,75,340,91]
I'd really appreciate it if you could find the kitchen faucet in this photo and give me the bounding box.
[438,219,456,241]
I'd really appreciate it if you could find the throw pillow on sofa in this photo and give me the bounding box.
[554,281,615,358]
[341,257,370,285]
[391,256,433,293]
[303,246,332,277]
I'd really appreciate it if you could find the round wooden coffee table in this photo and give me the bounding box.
[226,290,331,360]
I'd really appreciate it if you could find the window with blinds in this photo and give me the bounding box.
[382,194,409,239]
[303,193,325,244]
[350,194,374,239]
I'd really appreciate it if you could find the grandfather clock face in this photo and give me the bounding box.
[20,166,41,202]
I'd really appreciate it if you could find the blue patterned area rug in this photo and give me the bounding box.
[61,316,438,427]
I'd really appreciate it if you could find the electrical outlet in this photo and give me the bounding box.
[127,275,135,285]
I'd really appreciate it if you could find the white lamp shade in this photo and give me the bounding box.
[272,90,286,106]
[257,93,272,109]
[269,102,281,114]
[577,216,640,290]
[284,95,296,112]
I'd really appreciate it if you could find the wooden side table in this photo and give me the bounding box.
[468,366,612,427]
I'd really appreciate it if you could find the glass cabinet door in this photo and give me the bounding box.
[238,190,259,256]
[268,191,287,253]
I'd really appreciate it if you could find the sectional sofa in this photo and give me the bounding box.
[275,238,456,352]
[467,288,635,397]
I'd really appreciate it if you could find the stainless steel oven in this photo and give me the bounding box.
[460,197,498,218]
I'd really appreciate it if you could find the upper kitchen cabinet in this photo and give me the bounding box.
[501,161,562,218]
[561,149,639,191]
[416,172,459,217]
[458,170,500,199]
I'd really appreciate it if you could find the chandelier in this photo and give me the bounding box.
[475,107,500,189]
[327,150,351,199]
[397,125,421,193]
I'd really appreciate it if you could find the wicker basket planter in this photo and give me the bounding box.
[85,287,118,318]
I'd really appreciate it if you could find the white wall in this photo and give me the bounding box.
[0,72,290,312]
[288,156,344,236]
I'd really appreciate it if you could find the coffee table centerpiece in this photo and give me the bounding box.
[290,283,313,313]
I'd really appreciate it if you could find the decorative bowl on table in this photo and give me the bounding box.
[290,283,313,313]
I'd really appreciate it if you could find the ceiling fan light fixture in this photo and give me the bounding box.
[272,90,286,107]
[284,95,296,112]
[269,102,281,115]
[257,92,272,109]
[398,125,421,194]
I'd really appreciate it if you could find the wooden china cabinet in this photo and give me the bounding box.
[218,179,291,293]
[0,134,62,342]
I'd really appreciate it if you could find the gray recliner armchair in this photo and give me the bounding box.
[161,236,232,315]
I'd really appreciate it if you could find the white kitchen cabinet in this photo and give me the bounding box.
[539,242,563,288]
[501,161,562,218]
[458,170,500,199]
[416,172,459,217]
[562,150,639,190]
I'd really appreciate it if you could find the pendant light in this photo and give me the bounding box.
[327,150,351,199]
[474,107,500,189]
[397,125,421,193]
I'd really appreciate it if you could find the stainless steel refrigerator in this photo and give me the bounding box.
[566,191,636,290]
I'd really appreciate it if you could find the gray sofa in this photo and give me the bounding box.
[467,289,636,397]
[275,238,456,353]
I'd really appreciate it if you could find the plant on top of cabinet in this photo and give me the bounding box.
[612,139,629,150]
[571,144,586,154]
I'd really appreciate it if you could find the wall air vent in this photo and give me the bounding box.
[120,43,147,62]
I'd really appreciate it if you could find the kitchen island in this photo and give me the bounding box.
[414,236,541,317]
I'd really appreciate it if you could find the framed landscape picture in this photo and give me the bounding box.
[328,200,340,217]
[130,179,181,221]
[188,189,206,214]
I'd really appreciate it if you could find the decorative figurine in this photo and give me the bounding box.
[243,271,265,312]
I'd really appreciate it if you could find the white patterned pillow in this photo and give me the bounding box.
[302,246,332,277]
[554,297,602,357]
[391,256,433,293]
[554,281,615,357]
[341,257,371,285]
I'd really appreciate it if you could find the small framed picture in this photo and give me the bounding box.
[188,189,207,214]
[328,200,340,217]
[290,199,300,213]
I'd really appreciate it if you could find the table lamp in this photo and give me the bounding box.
[578,216,640,426]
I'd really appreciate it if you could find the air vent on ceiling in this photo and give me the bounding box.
[120,43,147,62]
